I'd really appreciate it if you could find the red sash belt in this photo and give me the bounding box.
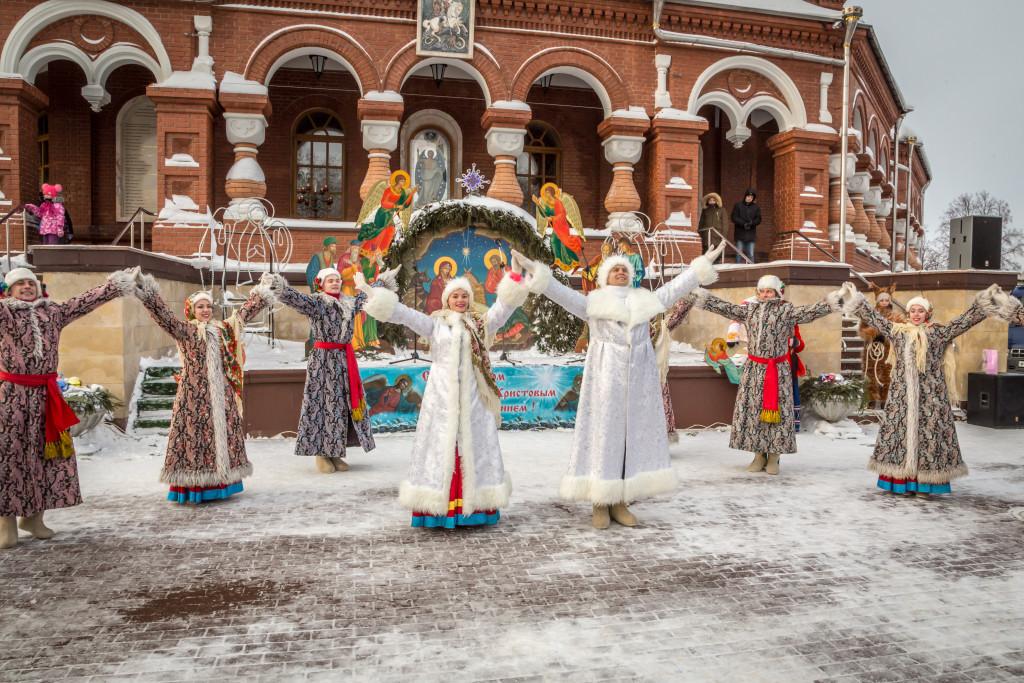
[746,353,790,424]
[0,371,78,458]
[313,342,367,421]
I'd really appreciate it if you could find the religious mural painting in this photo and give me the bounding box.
[411,227,534,348]
[417,0,474,58]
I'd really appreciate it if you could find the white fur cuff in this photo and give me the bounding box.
[252,283,277,305]
[689,255,718,286]
[841,291,866,316]
[108,268,138,296]
[527,263,553,294]
[134,272,160,299]
[496,273,529,309]
[363,287,399,322]
[825,289,843,312]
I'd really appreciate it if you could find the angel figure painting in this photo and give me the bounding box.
[533,182,585,272]
[356,170,417,280]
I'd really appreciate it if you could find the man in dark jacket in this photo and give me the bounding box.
[730,189,761,263]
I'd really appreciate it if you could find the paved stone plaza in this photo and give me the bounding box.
[1,424,1023,682]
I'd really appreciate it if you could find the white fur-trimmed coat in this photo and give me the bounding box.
[363,273,529,515]
[531,256,717,505]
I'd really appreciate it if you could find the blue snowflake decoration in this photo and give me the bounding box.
[456,163,490,196]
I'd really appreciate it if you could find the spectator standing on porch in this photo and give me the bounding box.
[697,192,725,253]
[730,189,761,264]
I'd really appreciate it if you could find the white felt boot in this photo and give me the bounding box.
[592,505,611,530]
[610,503,638,527]
[330,457,349,472]
[315,456,337,473]
[18,512,55,539]
[0,516,17,549]
[747,453,767,473]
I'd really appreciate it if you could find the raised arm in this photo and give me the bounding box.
[231,283,276,326]
[56,268,136,328]
[485,272,530,336]
[931,285,1003,346]
[792,289,842,324]
[654,253,719,309]
[666,294,696,332]
[362,286,434,340]
[134,273,193,341]
[271,275,321,318]
[842,284,893,336]
[694,290,750,322]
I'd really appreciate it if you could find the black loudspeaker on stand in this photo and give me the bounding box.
[966,372,1024,428]
[948,216,1002,270]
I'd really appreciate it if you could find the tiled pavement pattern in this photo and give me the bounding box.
[1,426,1023,682]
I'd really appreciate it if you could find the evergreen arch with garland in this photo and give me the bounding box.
[380,198,583,353]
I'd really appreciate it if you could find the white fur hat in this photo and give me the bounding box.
[189,291,214,305]
[756,274,784,295]
[4,267,40,289]
[316,267,341,282]
[441,276,474,308]
[906,295,932,312]
[596,255,635,288]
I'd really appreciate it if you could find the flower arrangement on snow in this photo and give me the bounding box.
[799,373,866,409]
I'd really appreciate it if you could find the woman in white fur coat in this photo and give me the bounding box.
[513,242,725,529]
[356,267,530,528]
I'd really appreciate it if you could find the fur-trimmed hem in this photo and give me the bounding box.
[867,460,969,483]
[466,473,512,513]
[107,268,138,296]
[159,462,253,487]
[559,468,678,504]
[398,480,451,515]
[528,263,553,294]
[496,273,529,309]
[689,255,718,286]
[363,287,399,322]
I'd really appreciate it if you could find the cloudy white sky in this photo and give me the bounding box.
[863,0,1023,233]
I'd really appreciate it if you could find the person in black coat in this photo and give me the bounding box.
[730,189,761,263]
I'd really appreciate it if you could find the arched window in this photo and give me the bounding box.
[516,121,561,211]
[293,109,344,219]
[409,127,452,209]
[116,96,157,220]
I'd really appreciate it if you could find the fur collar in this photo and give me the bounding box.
[586,286,666,328]
[2,297,49,310]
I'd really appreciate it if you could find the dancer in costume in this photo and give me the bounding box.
[858,285,905,408]
[690,275,844,475]
[304,237,337,358]
[513,242,725,529]
[1,267,137,549]
[260,269,381,473]
[133,274,274,503]
[842,282,1012,496]
[357,266,530,529]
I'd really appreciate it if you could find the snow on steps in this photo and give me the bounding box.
[840,315,863,377]
[132,365,179,432]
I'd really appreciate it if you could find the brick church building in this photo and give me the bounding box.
[0,0,931,270]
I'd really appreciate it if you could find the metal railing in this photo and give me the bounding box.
[111,207,157,250]
[775,230,872,289]
[2,203,26,272]
[702,227,754,265]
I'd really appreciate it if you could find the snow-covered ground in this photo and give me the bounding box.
[2,422,1023,682]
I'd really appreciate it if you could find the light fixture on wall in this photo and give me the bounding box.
[309,54,327,79]
[539,74,554,92]
[430,63,447,87]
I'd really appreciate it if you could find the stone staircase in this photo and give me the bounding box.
[840,315,864,378]
[131,364,179,432]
